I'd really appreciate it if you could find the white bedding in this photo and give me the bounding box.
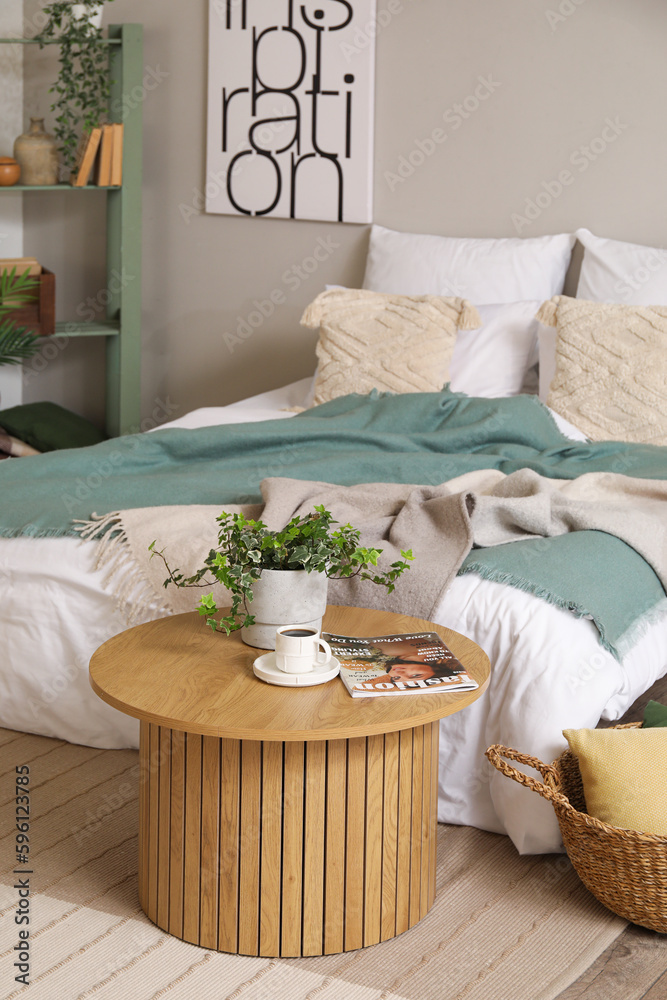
[1,380,664,854]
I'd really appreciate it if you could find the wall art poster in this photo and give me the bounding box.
[206,0,376,224]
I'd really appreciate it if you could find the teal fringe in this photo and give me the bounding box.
[0,526,78,539]
[459,563,667,662]
[458,561,618,658]
[615,598,667,660]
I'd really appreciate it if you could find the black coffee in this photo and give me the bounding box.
[281,629,316,637]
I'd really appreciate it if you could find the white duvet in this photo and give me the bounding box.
[1,379,666,854]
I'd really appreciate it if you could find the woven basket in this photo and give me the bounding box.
[486,723,667,933]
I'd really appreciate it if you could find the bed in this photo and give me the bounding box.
[2,225,666,856]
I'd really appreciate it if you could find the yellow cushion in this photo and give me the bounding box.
[300,289,480,407]
[563,727,667,835]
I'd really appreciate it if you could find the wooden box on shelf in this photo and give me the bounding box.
[4,268,56,338]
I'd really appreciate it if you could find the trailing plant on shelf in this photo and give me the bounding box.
[37,0,116,171]
[0,268,40,368]
[150,506,414,635]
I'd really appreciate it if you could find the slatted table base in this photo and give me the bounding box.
[138,720,439,957]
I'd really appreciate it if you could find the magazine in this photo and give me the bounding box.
[322,631,479,698]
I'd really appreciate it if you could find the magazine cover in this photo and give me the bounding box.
[322,631,479,698]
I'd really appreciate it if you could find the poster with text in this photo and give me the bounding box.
[206,0,376,223]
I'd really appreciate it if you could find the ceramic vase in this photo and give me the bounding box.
[0,157,21,186]
[13,119,59,186]
[241,568,329,650]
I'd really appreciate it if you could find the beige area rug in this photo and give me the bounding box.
[0,727,625,1000]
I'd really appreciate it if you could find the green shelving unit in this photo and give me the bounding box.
[0,24,143,436]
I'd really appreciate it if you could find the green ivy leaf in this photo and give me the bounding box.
[151,505,414,637]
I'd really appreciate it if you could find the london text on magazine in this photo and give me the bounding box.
[321,631,478,698]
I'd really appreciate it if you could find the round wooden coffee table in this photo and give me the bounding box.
[89,605,489,957]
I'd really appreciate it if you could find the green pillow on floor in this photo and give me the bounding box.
[643,700,667,729]
[0,402,107,453]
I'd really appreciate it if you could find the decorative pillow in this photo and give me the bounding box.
[300,289,480,407]
[362,224,575,304]
[643,700,667,729]
[576,228,667,304]
[563,727,667,835]
[536,296,667,444]
[538,322,622,439]
[307,296,542,403]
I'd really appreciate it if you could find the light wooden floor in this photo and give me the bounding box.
[556,672,667,999]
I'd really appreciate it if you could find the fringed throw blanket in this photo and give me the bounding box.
[77,467,667,660]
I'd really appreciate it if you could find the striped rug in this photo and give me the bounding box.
[0,727,625,1000]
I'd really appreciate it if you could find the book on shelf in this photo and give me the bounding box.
[322,630,479,698]
[95,124,115,187]
[110,123,124,186]
[70,127,103,187]
[69,131,89,183]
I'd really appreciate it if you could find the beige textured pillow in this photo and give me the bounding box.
[301,289,480,407]
[537,295,667,444]
[563,727,667,835]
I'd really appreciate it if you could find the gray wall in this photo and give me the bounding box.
[17,0,667,428]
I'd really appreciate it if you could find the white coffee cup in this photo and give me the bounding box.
[275,626,332,674]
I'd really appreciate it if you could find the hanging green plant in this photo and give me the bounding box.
[0,269,41,368]
[38,1,116,171]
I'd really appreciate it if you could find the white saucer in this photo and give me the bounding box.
[253,652,340,687]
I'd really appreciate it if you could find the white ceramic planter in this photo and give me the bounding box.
[241,568,329,650]
[72,4,104,30]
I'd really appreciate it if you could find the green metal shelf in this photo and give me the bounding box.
[6,24,143,436]
[51,321,120,338]
[0,184,121,192]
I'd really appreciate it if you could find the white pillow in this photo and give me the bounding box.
[362,225,575,304]
[449,301,540,397]
[548,408,588,442]
[576,228,667,304]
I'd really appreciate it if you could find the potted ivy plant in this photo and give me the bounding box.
[37,0,115,172]
[150,506,414,649]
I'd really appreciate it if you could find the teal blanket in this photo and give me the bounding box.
[461,533,666,660]
[1,389,665,536]
[1,388,666,658]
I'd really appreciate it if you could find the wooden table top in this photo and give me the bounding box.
[89,605,490,742]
